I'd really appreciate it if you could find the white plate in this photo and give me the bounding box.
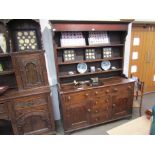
[101,61,111,70]
[77,63,87,74]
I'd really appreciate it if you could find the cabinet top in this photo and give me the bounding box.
[0,86,50,103]
[60,77,135,94]
[50,20,129,31]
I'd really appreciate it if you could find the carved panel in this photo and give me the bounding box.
[19,58,43,89]
[12,52,48,90]
[16,111,51,135]
[11,93,55,135]
[14,97,47,110]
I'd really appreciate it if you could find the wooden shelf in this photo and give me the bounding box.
[0,53,11,58]
[0,70,14,75]
[56,43,124,50]
[58,57,123,65]
[59,68,123,78]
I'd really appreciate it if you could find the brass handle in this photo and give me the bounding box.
[146,51,151,63]
[113,104,116,107]
[85,94,89,97]
[106,99,109,102]
[67,96,71,100]
[95,91,98,95]
[106,90,110,93]
[87,109,91,112]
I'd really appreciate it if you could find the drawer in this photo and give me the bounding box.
[91,105,108,114]
[63,90,92,105]
[90,113,109,124]
[112,83,134,95]
[91,87,111,97]
[13,95,48,111]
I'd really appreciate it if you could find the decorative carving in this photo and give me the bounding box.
[25,62,39,85]
[15,98,47,109]
[16,111,50,134]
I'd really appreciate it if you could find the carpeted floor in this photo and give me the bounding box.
[56,92,155,135]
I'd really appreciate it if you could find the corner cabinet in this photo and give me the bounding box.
[51,20,135,133]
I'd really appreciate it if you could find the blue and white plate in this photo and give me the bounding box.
[101,60,111,71]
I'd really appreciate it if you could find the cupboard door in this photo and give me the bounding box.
[12,52,48,90]
[111,83,134,119]
[12,94,54,135]
[62,91,91,131]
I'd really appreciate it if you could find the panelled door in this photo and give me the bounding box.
[129,24,155,93]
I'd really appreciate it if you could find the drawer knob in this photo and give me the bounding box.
[106,90,110,93]
[67,96,71,100]
[113,104,116,107]
[96,110,98,113]
[95,101,98,105]
[128,86,131,89]
[95,91,98,95]
[87,109,91,112]
[106,99,109,102]
[96,118,98,121]
[85,94,89,97]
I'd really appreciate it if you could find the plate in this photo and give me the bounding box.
[101,61,111,70]
[77,63,87,74]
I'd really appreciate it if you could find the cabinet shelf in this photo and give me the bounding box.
[0,70,14,75]
[58,57,123,65]
[56,43,124,50]
[59,68,123,78]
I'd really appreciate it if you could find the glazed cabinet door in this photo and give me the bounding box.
[12,52,48,90]
[111,83,134,119]
[11,94,54,135]
[62,90,91,131]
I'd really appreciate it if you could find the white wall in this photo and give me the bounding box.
[123,23,132,77]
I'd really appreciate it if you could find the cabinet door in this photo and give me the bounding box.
[111,83,134,119]
[90,87,111,124]
[12,94,54,135]
[62,91,91,131]
[12,52,48,90]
